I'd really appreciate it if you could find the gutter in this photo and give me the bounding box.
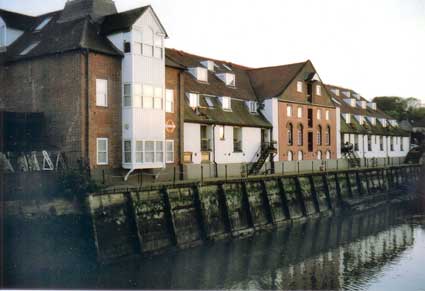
[85,49,91,173]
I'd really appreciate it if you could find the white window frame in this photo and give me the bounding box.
[165,89,174,113]
[218,125,225,140]
[154,87,163,110]
[221,97,231,111]
[96,79,108,107]
[316,85,322,96]
[143,85,153,109]
[189,93,199,108]
[166,140,174,163]
[317,109,322,120]
[248,101,257,113]
[135,141,144,163]
[297,81,303,93]
[197,67,208,82]
[124,140,132,163]
[155,141,164,163]
[96,138,108,165]
[0,24,5,47]
[123,83,132,107]
[287,105,292,117]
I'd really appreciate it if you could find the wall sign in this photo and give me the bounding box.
[166,120,176,133]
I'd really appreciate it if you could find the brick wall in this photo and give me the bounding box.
[165,65,183,167]
[0,53,84,164]
[87,52,122,171]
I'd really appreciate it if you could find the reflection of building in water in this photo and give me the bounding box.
[339,224,414,290]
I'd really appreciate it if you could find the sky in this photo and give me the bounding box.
[1,0,424,102]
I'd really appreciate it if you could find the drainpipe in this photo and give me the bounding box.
[85,49,91,174]
[212,124,218,177]
[178,70,185,180]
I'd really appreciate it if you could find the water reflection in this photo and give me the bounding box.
[5,204,425,290]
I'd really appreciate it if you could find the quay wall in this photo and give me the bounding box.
[86,165,423,263]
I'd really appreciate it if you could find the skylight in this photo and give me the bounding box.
[204,96,214,108]
[34,17,52,31]
[20,41,40,55]
[222,64,232,71]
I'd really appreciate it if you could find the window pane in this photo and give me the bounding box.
[154,98,162,109]
[144,85,153,97]
[98,152,107,164]
[166,89,174,113]
[97,139,106,152]
[142,44,153,57]
[96,79,107,106]
[166,141,173,152]
[155,141,163,162]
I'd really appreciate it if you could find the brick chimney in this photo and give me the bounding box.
[58,0,117,23]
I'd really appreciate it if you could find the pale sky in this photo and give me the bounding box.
[1,0,424,102]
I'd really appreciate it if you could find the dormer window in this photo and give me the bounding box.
[297,81,303,93]
[188,93,199,108]
[357,100,367,109]
[189,67,208,82]
[0,24,5,48]
[221,97,231,111]
[344,98,356,107]
[355,115,364,125]
[331,88,340,96]
[368,116,376,125]
[201,60,215,71]
[344,113,351,123]
[380,118,387,127]
[217,73,235,87]
[34,17,52,32]
[367,102,377,110]
[20,41,40,55]
[342,91,351,98]
[204,96,214,108]
[247,101,257,113]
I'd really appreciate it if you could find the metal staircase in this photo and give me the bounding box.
[341,143,361,167]
[248,142,277,175]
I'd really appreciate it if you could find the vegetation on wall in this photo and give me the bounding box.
[373,96,425,123]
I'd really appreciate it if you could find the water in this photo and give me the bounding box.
[4,202,425,290]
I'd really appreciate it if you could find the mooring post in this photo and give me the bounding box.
[311,161,314,173]
[173,167,176,185]
[225,165,228,182]
[336,159,339,170]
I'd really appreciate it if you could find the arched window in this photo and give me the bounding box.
[288,151,293,161]
[317,151,322,160]
[287,123,293,145]
[298,150,303,161]
[326,126,331,145]
[297,124,303,146]
[317,109,322,120]
[326,150,331,160]
[297,107,302,118]
[317,125,322,145]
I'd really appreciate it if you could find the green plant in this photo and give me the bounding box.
[59,164,103,200]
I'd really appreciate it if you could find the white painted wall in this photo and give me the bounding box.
[184,123,264,165]
[214,126,262,164]
[108,8,166,170]
[262,98,279,161]
[342,133,409,159]
[184,123,201,164]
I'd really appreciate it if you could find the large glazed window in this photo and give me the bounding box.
[96,79,108,107]
[97,138,108,165]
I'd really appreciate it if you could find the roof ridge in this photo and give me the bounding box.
[165,47,253,69]
[0,8,35,18]
[247,60,308,71]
